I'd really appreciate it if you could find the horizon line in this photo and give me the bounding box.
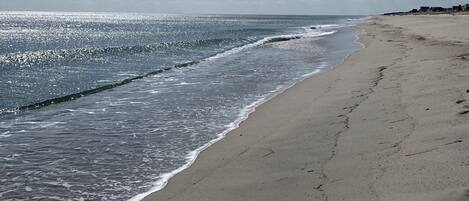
[0,9,372,16]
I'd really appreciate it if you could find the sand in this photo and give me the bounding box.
[143,15,469,201]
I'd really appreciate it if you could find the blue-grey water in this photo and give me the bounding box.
[0,12,363,200]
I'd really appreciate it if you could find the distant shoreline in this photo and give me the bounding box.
[384,11,469,16]
[384,4,469,15]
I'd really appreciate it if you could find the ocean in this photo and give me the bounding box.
[0,12,363,200]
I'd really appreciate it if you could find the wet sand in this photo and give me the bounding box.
[143,15,469,201]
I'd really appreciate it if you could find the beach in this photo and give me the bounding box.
[143,15,469,201]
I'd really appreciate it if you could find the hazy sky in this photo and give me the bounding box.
[0,0,467,15]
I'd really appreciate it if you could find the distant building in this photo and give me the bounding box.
[463,4,469,11]
[453,5,463,11]
[410,9,419,13]
[420,6,430,12]
[430,7,445,12]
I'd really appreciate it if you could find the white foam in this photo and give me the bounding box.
[67,108,107,114]
[0,131,11,138]
[205,30,336,62]
[31,196,63,201]
[302,69,322,78]
[305,23,343,31]
[175,82,198,86]
[317,24,342,29]
[25,186,33,192]
[37,122,65,128]
[19,121,65,129]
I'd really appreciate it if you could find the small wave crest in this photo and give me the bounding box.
[1,28,337,115]
[207,29,335,61]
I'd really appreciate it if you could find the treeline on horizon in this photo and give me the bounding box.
[384,3,469,15]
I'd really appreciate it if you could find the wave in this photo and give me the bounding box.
[2,29,337,114]
[207,30,336,61]
[16,68,168,111]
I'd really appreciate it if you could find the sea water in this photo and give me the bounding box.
[0,12,363,200]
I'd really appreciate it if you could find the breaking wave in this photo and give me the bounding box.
[2,29,336,114]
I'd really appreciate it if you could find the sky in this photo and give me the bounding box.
[0,0,468,15]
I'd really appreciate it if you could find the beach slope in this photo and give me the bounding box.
[144,15,469,201]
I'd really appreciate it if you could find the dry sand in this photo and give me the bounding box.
[143,15,469,201]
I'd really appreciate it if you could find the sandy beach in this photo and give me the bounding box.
[144,15,469,201]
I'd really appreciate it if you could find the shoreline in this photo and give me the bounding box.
[144,15,469,201]
[139,22,368,200]
[129,61,322,201]
[130,27,364,201]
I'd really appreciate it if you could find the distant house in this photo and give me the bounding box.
[420,6,430,12]
[430,7,445,12]
[463,4,469,11]
[453,5,463,11]
[410,9,419,13]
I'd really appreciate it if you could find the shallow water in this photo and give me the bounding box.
[0,12,363,200]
